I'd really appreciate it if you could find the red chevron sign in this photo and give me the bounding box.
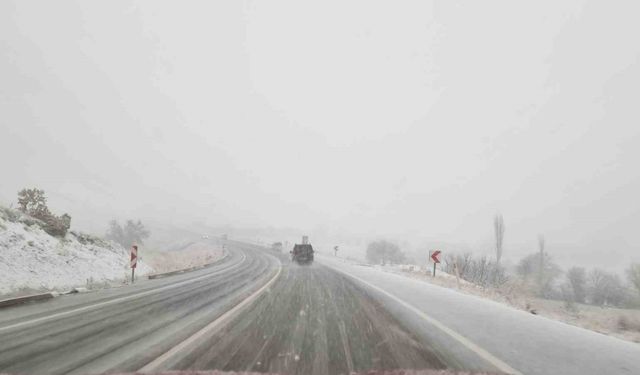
[430,250,441,263]
[131,245,138,269]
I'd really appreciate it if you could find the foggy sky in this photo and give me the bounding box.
[1,1,639,270]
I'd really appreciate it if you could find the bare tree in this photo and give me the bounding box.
[566,267,587,303]
[443,253,507,287]
[366,240,405,265]
[494,214,505,264]
[516,251,561,298]
[106,219,150,248]
[626,263,640,298]
[516,254,535,280]
[538,234,545,292]
[588,268,626,306]
[105,220,125,246]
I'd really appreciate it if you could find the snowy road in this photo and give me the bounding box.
[168,262,453,375]
[0,242,279,375]
[318,255,640,375]
[2,242,638,375]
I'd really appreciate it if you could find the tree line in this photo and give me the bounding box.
[105,219,150,248]
[364,213,640,309]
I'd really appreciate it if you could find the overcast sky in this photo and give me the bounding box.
[1,1,639,269]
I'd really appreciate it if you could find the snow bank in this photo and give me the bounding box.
[0,208,152,295]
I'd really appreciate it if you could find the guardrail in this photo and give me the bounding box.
[0,292,58,309]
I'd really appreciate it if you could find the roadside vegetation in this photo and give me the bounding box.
[0,203,152,296]
[0,188,158,296]
[363,214,640,343]
[105,219,150,248]
[144,242,225,275]
[15,188,71,237]
[365,239,406,265]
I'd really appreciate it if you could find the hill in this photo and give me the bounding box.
[0,206,152,296]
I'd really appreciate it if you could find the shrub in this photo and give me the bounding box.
[42,213,71,237]
[618,316,640,332]
[105,219,150,247]
[14,188,71,237]
[366,240,406,265]
[566,267,587,303]
[17,188,50,219]
[0,206,21,222]
[442,253,508,287]
[588,269,627,307]
[516,251,561,298]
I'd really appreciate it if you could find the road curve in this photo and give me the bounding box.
[0,241,280,375]
[165,261,469,375]
[318,255,640,375]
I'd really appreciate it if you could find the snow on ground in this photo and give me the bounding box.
[318,254,640,375]
[0,208,152,296]
[324,255,640,344]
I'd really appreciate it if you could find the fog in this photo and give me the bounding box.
[2,0,639,271]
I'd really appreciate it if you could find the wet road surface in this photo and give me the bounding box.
[0,243,278,375]
[171,261,454,375]
[0,244,492,375]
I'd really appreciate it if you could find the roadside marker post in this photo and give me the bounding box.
[429,250,441,277]
[453,257,461,288]
[131,245,138,283]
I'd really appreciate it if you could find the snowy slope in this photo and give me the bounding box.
[0,208,152,295]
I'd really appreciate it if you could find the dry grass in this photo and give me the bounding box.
[144,241,225,274]
[529,298,640,343]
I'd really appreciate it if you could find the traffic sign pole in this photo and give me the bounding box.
[131,245,138,283]
[429,250,442,277]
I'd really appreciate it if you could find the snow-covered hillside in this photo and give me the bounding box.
[0,207,152,295]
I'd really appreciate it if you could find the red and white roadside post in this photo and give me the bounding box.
[429,250,441,277]
[131,245,138,283]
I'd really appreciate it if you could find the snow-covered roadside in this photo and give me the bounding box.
[318,254,640,375]
[0,209,152,296]
[322,255,640,344]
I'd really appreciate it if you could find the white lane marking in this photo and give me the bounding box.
[327,265,524,375]
[0,252,247,333]
[139,260,283,372]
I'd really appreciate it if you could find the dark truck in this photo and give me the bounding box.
[290,236,314,264]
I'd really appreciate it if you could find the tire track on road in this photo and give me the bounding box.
[0,245,279,375]
[173,262,449,375]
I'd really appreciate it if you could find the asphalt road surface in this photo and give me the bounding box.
[4,242,640,375]
[320,255,640,375]
[0,242,501,375]
[0,242,278,375]
[169,262,454,375]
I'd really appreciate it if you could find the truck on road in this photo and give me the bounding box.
[291,236,314,265]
